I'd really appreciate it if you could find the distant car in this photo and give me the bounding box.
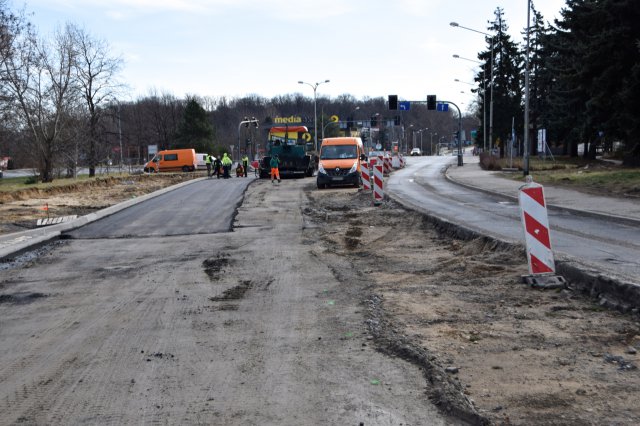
[410,147,422,156]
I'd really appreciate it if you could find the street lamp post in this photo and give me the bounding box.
[415,128,426,154]
[523,0,532,176]
[349,106,360,134]
[298,80,330,152]
[237,117,259,162]
[450,22,495,153]
[430,132,435,156]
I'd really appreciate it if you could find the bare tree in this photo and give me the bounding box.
[1,18,79,182]
[70,24,123,176]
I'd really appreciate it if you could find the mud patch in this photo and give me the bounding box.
[0,292,48,305]
[203,255,232,281]
[209,280,252,301]
[345,227,363,238]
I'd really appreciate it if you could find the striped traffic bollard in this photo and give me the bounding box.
[361,161,371,191]
[368,157,377,188]
[373,164,384,205]
[518,176,566,288]
[383,155,392,175]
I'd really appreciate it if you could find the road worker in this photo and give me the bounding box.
[221,153,232,179]
[270,154,281,183]
[241,154,249,178]
[205,154,212,177]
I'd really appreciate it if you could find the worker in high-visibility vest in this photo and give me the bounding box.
[221,153,232,179]
[241,155,249,178]
[205,154,212,177]
[270,154,281,183]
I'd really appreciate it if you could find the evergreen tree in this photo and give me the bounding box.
[526,6,553,156]
[475,8,523,157]
[175,97,215,153]
[545,0,640,162]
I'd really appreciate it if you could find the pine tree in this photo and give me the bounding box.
[544,0,640,163]
[175,98,216,153]
[526,6,554,156]
[474,8,524,157]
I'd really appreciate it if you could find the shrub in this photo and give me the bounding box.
[479,153,502,170]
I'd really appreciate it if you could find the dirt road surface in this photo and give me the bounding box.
[0,178,450,425]
[1,176,639,425]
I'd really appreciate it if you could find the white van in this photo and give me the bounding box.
[196,153,208,171]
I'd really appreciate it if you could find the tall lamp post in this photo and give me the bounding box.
[450,22,495,153]
[430,132,438,156]
[238,117,259,162]
[298,79,330,152]
[523,0,532,176]
[418,128,428,154]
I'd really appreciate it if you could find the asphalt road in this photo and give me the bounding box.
[388,156,640,281]
[66,176,250,239]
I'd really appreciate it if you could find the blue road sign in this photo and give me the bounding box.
[399,101,411,111]
[436,103,449,112]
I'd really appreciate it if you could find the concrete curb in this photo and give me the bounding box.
[0,177,206,260]
[443,165,640,227]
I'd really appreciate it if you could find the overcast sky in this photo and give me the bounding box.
[18,0,566,111]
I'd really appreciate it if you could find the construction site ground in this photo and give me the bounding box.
[1,174,639,425]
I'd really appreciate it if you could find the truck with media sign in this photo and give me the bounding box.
[259,125,316,178]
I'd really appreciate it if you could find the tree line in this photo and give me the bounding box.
[473,1,640,166]
[2,0,639,183]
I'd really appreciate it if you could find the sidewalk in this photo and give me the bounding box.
[445,155,640,225]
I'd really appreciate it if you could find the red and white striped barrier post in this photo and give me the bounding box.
[383,155,392,175]
[361,161,371,191]
[518,176,565,287]
[373,164,384,204]
[369,157,377,188]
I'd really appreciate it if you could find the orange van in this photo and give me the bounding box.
[317,137,366,189]
[143,149,197,173]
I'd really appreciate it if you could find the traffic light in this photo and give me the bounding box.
[394,115,400,126]
[388,95,398,110]
[371,115,378,127]
[427,95,437,110]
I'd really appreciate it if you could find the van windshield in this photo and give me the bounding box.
[321,145,357,160]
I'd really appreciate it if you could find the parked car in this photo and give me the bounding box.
[410,147,422,156]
